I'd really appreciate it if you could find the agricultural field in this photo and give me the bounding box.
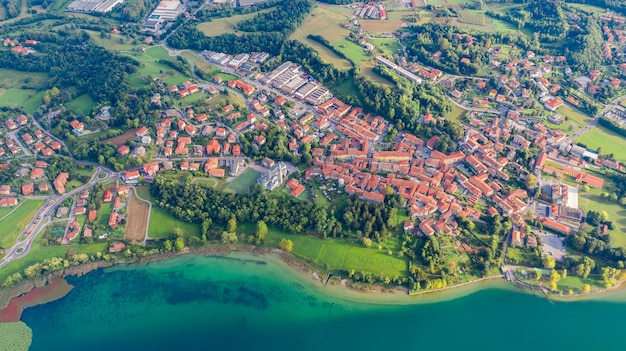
[289,4,353,70]
[360,11,409,33]
[65,94,96,116]
[223,168,261,194]
[0,89,40,112]
[196,7,276,36]
[575,125,626,163]
[0,69,49,90]
[103,128,138,148]
[124,191,150,243]
[0,200,45,250]
[148,205,201,239]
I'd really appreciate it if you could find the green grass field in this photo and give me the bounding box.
[0,200,45,249]
[208,92,247,111]
[148,205,201,239]
[546,105,592,135]
[264,228,407,276]
[135,185,155,202]
[369,38,403,56]
[196,7,276,36]
[569,3,606,15]
[235,222,406,276]
[123,48,190,86]
[21,91,45,114]
[576,125,626,163]
[332,39,369,65]
[0,89,40,110]
[86,30,142,52]
[0,69,49,90]
[223,168,261,194]
[444,104,466,123]
[66,94,96,116]
[289,4,353,71]
[557,276,604,292]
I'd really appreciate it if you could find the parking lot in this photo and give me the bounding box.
[535,231,566,261]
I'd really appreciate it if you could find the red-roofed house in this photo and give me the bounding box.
[104,189,113,202]
[22,183,34,196]
[124,170,140,181]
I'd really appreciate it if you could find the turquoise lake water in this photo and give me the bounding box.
[20,254,626,351]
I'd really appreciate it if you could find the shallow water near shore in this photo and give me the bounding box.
[19,253,626,351]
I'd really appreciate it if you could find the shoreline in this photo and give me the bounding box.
[1,244,626,317]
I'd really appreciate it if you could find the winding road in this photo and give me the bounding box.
[0,167,115,268]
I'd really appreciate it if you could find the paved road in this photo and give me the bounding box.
[7,130,32,157]
[0,167,114,268]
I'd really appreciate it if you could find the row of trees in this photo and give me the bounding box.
[150,175,405,243]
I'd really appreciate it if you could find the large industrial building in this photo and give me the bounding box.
[66,0,124,13]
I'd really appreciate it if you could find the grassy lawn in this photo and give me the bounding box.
[223,168,260,194]
[207,92,246,111]
[0,88,39,110]
[148,205,201,239]
[332,39,369,65]
[0,240,108,283]
[86,30,141,51]
[369,37,403,56]
[122,48,190,86]
[247,223,407,276]
[0,69,48,90]
[96,203,114,229]
[576,125,626,163]
[196,7,276,36]
[557,276,604,292]
[0,200,45,249]
[444,104,466,123]
[547,105,592,135]
[569,3,606,14]
[191,177,220,188]
[21,91,46,114]
[66,93,95,116]
[135,185,155,202]
[506,246,541,267]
